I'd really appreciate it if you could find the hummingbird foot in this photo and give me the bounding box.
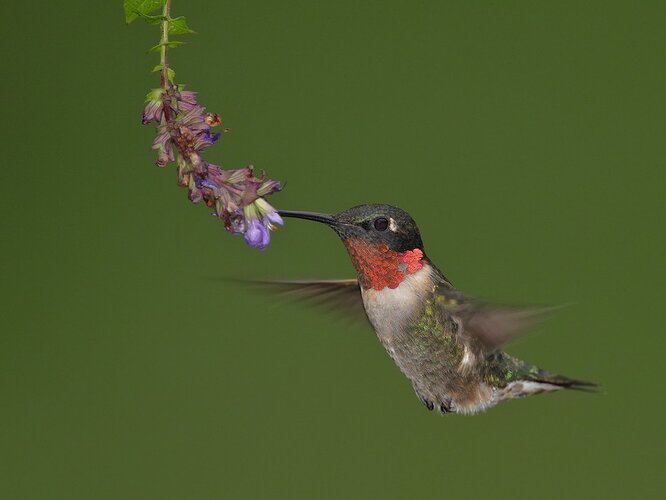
[420,397,435,411]
[439,400,453,414]
[418,394,454,414]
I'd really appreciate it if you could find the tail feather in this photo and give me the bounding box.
[499,373,602,401]
[486,351,602,401]
[485,352,602,401]
[529,371,602,392]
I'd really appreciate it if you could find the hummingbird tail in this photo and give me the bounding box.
[526,371,602,392]
[499,371,602,402]
[490,353,602,401]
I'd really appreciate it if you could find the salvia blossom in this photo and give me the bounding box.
[242,197,284,250]
[142,82,283,248]
[142,89,164,125]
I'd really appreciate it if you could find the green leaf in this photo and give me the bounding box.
[145,88,163,102]
[151,65,176,82]
[124,0,166,24]
[124,0,140,23]
[124,1,139,23]
[136,12,166,25]
[168,16,195,35]
[149,41,186,52]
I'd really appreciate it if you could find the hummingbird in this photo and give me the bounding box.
[270,204,598,415]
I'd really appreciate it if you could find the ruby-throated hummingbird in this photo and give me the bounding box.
[272,204,598,415]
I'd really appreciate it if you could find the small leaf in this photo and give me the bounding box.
[124,0,166,24]
[145,88,163,102]
[149,41,186,52]
[152,65,176,82]
[138,0,166,14]
[168,16,195,35]
[136,12,166,25]
[124,0,141,23]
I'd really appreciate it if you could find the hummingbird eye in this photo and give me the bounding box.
[373,217,389,231]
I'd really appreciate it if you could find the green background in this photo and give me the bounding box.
[1,1,664,498]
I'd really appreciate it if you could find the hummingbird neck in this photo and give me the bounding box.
[343,238,425,291]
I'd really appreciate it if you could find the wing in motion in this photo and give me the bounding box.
[251,278,369,325]
[433,280,561,353]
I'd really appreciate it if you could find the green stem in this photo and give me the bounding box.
[160,0,173,122]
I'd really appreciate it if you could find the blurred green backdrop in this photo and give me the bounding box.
[1,1,664,498]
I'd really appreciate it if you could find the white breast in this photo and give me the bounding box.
[361,263,436,341]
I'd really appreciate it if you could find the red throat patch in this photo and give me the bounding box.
[343,238,424,290]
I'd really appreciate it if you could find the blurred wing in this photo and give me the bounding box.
[251,279,369,325]
[435,284,559,352]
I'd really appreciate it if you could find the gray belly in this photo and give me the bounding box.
[361,268,497,414]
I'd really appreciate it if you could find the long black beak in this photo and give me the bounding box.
[278,210,337,226]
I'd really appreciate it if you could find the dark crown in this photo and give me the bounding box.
[332,204,424,253]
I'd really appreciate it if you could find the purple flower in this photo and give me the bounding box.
[142,89,164,124]
[238,197,284,250]
[198,177,219,191]
[141,80,284,248]
[166,105,225,156]
[142,100,162,124]
[205,129,221,143]
[244,218,270,249]
[265,210,284,226]
[176,89,198,112]
[255,198,284,228]
[205,164,225,186]
[257,179,282,197]
[152,127,174,167]
[178,105,208,131]
[192,129,220,151]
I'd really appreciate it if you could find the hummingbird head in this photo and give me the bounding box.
[280,204,427,291]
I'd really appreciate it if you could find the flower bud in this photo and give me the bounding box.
[155,152,169,168]
[205,113,222,127]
